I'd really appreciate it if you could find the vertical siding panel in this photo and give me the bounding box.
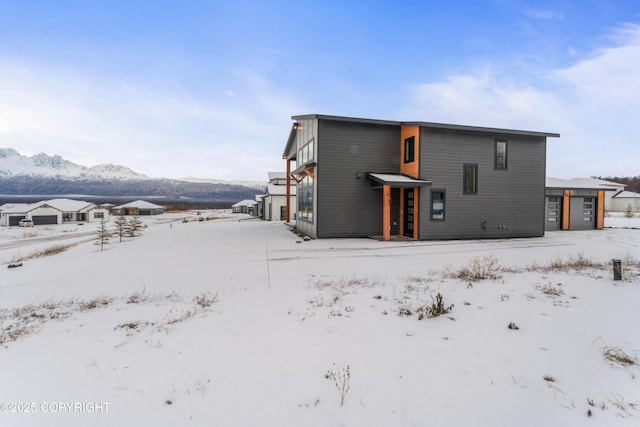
[419,127,547,239]
[316,120,400,238]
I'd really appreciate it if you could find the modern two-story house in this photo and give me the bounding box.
[282,114,559,240]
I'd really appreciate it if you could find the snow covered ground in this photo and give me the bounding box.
[1,212,639,426]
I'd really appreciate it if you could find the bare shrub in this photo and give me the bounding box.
[325,363,351,407]
[79,296,112,311]
[549,253,604,271]
[537,283,564,297]
[417,293,454,319]
[543,375,556,382]
[166,310,195,325]
[603,346,637,366]
[608,393,639,417]
[455,255,500,281]
[194,293,217,308]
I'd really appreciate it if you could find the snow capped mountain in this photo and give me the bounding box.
[0,148,148,180]
[0,148,263,201]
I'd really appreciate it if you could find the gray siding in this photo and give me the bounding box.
[316,119,400,238]
[419,128,547,239]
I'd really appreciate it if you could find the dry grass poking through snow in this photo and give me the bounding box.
[603,346,637,367]
[4,242,81,265]
[0,291,218,346]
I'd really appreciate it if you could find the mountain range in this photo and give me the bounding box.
[0,148,265,203]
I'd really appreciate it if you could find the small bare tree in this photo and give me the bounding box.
[127,215,144,237]
[95,219,111,251]
[113,213,128,242]
[325,363,351,407]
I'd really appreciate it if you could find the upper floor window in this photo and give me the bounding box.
[464,163,478,194]
[495,140,508,170]
[404,136,415,163]
[299,138,314,165]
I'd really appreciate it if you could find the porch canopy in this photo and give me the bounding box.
[367,173,431,188]
[367,173,431,241]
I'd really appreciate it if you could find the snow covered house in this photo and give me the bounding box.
[111,200,165,216]
[261,172,297,221]
[282,114,559,240]
[0,198,109,226]
[231,199,256,214]
[611,191,640,213]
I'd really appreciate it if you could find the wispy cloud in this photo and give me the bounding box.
[406,23,640,178]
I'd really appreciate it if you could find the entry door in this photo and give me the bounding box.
[404,189,415,237]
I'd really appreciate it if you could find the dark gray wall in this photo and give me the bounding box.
[419,128,547,239]
[317,120,400,238]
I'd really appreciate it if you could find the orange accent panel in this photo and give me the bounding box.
[399,188,405,236]
[400,125,420,178]
[562,190,570,230]
[383,185,391,241]
[597,190,605,229]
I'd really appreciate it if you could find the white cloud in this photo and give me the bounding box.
[406,24,640,178]
[0,61,304,180]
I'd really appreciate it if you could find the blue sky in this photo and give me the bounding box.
[0,1,638,181]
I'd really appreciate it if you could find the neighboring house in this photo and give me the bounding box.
[261,172,297,221]
[282,114,559,241]
[46,198,110,223]
[231,199,257,214]
[0,198,109,226]
[112,200,166,216]
[611,191,640,213]
[254,195,265,218]
[544,178,619,231]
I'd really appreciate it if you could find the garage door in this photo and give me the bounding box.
[545,197,561,231]
[9,216,26,226]
[32,215,58,225]
[569,197,595,230]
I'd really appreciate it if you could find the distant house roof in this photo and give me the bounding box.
[266,183,297,196]
[546,177,622,191]
[114,200,165,210]
[232,199,257,208]
[45,198,95,212]
[613,191,640,199]
[0,203,33,214]
[267,171,286,181]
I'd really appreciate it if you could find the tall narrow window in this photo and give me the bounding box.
[404,136,415,163]
[495,140,508,169]
[431,190,446,221]
[463,164,478,194]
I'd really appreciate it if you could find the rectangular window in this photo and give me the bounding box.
[404,136,415,163]
[495,140,508,169]
[430,190,446,221]
[463,164,478,194]
[94,212,104,219]
[297,173,314,223]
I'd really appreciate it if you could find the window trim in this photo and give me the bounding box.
[430,189,446,222]
[463,163,478,195]
[494,139,508,170]
[404,136,415,164]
